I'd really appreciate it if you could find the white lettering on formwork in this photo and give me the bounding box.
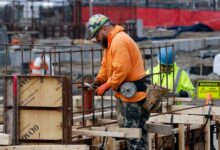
[21,124,39,139]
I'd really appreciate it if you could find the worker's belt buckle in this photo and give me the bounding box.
[120,82,137,98]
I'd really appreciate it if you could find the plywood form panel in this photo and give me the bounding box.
[19,110,62,140]
[19,77,62,107]
[3,76,72,144]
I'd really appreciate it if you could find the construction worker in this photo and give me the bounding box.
[30,55,53,75]
[146,47,195,98]
[87,14,149,150]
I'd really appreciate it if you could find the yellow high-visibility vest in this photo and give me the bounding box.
[146,63,195,98]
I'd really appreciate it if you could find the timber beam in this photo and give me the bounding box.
[148,114,205,125]
[72,126,141,138]
[170,105,220,116]
[0,145,89,150]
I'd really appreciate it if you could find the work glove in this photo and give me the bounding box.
[96,83,111,96]
[175,90,189,97]
[90,80,101,90]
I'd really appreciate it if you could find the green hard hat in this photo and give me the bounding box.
[87,14,109,39]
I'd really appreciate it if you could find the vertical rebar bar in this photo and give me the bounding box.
[80,47,85,126]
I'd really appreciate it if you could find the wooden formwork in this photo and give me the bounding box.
[146,101,220,150]
[71,97,220,150]
[1,79,220,149]
[3,75,72,145]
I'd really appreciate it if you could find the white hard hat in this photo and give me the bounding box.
[213,53,220,75]
[31,55,50,75]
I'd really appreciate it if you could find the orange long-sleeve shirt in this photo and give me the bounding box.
[96,25,147,102]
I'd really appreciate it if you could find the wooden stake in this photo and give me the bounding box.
[178,124,185,150]
[205,119,211,150]
[148,133,154,150]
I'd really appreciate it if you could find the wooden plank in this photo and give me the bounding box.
[167,97,192,102]
[73,110,116,122]
[73,95,116,102]
[146,123,173,134]
[19,110,62,140]
[97,119,117,125]
[178,124,185,150]
[72,129,125,138]
[148,114,205,125]
[0,145,89,150]
[86,119,172,135]
[89,127,141,138]
[0,133,11,145]
[73,127,140,138]
[90,117,203,134]
[92,119,173,135]
[170,105,220,116]
[161,97,192,107]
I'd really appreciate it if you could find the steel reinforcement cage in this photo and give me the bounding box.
[0,43,175,127]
